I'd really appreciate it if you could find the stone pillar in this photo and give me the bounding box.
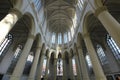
[95,6,120,48]
[10,34,35,80]
[83,33,107,80]
[74,54,81,80]
[62,55,67,80]
[69,54,75,80]
[44,53,50,80]
[73,47,82,80]
[53,57,57,80]
[0,9,21,44]
[28,45,42,80]
[76,36,90,80]
[36,44,46,80]
[77,47,90,80]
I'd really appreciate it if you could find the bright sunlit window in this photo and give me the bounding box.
[72,58,77,75]
[0,34,12,56]
[52,33,55,43]
[14,45,22,58]
[57,59,63,76]
[96,45,108,65]
[86,55,92,67]
[58,33,62,44]
[27,53,34,62]
[64,33,68,43]
[41,59,47,77]
[107,34,120,60]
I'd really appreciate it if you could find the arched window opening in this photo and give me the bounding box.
[0,34,12,59]
[27,52,34,62]
[107,34,120,63]
[41,58,47,78]
[7,45,22,74]
[64,33,68,44]
[85,55,92,68]
[23,52,34,75]
[51,33,55,43]
[96,45,108,65]
[72,58,77,76]
[57,58,63,76]
[14,45,22,58]
[58,33,62,44]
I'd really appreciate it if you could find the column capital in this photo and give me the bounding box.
[9,8,22,18]
[94,6,107,17]
[28,34,35,39]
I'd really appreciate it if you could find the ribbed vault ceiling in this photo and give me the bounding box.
[45,0,77,33]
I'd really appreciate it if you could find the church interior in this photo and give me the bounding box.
[0,0,120,80]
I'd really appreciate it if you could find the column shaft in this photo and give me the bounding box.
[54,58,57,80]
[62,59,67,80]
[96,9,120,48]
[10,34,34,80]
[78,48,90,80]
[84,35,107,80]
[0,9,21,44]
[44,57,50,80]
[74,55,81,80]
[28,47,41,80]
[36,55,45,80]
[69,57,75,80]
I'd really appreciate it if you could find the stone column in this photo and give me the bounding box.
[74,54,81,80]
[53,57,57,80]
[76,37,90,80]
[62,56,67,80]
[77,47,90,80]
[83,33,107,80]
[74,49,82,80]
[44,54,50,80]
[69,54,75,80]
[10,34,35,80]
[36,44,46,80]
[0,9,21,44]
[28,45,42,80]
[95,6,120,48]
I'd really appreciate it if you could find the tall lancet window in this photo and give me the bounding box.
[0,34,12,57]
[57,53,63,76]
[107,34,120,63]
[64,33,68,43]
[51,33,55,43]
[72,58,77,75]
[58,33,62,44]
[41,58,47,78]
[85,54,92,68]
[96,45,108,65]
